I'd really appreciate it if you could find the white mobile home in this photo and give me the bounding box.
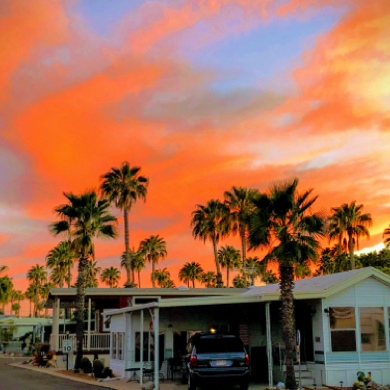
[105,267,390,388]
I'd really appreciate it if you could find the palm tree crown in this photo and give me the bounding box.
[152,268,174,288]
[46,241,74,288]
[328,201,372,270]
[191,199,230,287]
[101,267,121,288]
[139,235,167,288]
[179,262,204,288]
[101,162,148,286]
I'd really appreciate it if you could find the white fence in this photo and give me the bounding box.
[58,334,110,351]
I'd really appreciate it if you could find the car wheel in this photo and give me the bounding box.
[240,380,249,390]
[188,374,197,390]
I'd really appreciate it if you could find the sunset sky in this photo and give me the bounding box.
[1,0,390,315]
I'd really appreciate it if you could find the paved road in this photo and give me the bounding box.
[0,358,109,390]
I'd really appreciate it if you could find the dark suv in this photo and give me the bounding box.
[182,333,250,390]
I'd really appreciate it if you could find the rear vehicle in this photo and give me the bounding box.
[182,333,250,390]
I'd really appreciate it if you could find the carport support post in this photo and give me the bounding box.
[87,298,91,351]
[154,308,159,390]
[266,302,273,387]
[140,309,144,385]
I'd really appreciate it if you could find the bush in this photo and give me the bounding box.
[81,357,92,374]
[93,359,104,378]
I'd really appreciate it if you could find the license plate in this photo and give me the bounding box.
[216,360,226,366]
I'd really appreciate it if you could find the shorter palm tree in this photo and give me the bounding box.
[152,268,173,288]
[294,263,311,280]
[101,267,121,288]
[0,277,13,315]
[384,225,390,249]
[218,246,241,288]
[10,290,24,315]
[140,235,167,288]
[121,248,145,287]
[11,303,21,318]
[85,261,101,288]
[179,262,204,288]
[27,265,47,317]
[261,271,278,284]
[233,276,249,288]
[132,251,146,288]
[200,272,217,288]
[46,241,74,288]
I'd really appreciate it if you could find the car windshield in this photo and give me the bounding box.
[196,338,243,353]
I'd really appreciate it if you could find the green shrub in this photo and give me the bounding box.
[93,359,104,378]
[81,357,92,374]
[102,367,112,378]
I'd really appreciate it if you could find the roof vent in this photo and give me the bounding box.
[177,286,189,290]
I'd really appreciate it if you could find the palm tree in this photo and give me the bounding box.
[11,303,21,318]
[218,246,241,287]
[152,268,172,288]
[317,249,335,275]
[249,178,326,389]
[25,286,35,317]
[383,225,390,249]
[27,265,47,317]
[200,271,217,288]
[232,275,249,288]
[85,261,101,288]
[191,200,229,287]
[41,282,55,318]
[328,202,372,270]
[9,290,24,315]
[164,279,176,288]
[101,162,148,286]
[51,190,117,368]
[261,271,278,284]
[0,276,13,315]
[294,263,311,280]
[139,235,167,288]
[121,247,145,287]
[179,262,204,288]
[224,187,257,283]
[46,241,74,288]
[101,267,121,288]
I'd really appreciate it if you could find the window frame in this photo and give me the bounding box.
[359,307,386,352]
[329,306,357,353]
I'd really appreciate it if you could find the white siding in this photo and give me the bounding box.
[110,314,127,376]
[323,277,390,385]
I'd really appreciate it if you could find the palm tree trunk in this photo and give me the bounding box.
[152,260,156,288]
[279,264,297,390]
[348,233,355,270]
[123,208,132,285]
[227,265,230,288]
[68,267,71,288]
[138,271,141,288]
[75,256,88,369]
[192,279,195,288]
[241,226,247,283]
[29,301,32,317]
[212,237,223,287]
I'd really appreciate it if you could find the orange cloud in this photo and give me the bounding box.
[0,0,69,105]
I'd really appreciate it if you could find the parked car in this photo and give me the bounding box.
[182,333,250,390]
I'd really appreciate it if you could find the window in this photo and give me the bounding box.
[111,332,125,360]
[330,307,356,352]
[360,308,385,352]
[135,332,165,363]
[112,332,117,359]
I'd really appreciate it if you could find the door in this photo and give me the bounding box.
[295,303,314,362]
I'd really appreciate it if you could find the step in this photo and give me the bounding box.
[282,364,307,371]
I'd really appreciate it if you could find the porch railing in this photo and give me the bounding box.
[58,334,110,351]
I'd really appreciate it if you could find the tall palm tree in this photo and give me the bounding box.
[224,187,257,283]
[249,178,326,389]
[139,235,167,288]
[27,265,47,317]
[51,190,117,368]
[85,261,101,288]
[328,201,372,270]
[179,262,204,288]
[101,267,121,288]
[101,162,148,286]
[191,200,230,287]
[200,271,217,288]
[152,268,172,288]
[46,241,74,288]
[218,246,241,288]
